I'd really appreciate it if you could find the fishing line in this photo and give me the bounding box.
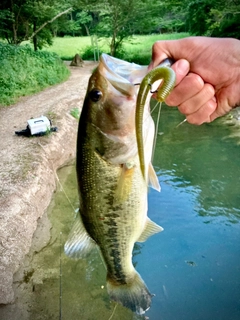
[175,118,187,128]
[54,169,77,215]
[38,142,76,215]
[59,232,63,320]
[96,247,107,271]
[150,99,160,115]
[108,303,118,320]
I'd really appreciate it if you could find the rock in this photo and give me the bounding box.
[70,54,84,67]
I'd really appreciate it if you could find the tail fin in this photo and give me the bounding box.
[107,271,153,315]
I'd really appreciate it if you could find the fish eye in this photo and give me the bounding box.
[89,89,102,102]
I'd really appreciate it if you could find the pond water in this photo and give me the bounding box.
[6,103,240,320]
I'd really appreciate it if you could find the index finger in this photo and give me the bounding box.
[148,41,170,69]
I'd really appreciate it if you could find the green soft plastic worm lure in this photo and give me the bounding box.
[136,60,176,180]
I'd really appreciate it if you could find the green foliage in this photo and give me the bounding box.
[0,42,70,106]
[70,107,80,119]
[207,1,240,39]
[212,15,240,39]
[155,1,187,33]
[81,45,104,60]
[75,10,93,36]
[0,0,239,59]
[74,0,170,56]
[187,0,212,35]
[185,0,240,38]
[156,0,240,38]
[0,0,72,50]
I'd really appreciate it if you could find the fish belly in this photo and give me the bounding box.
[78,135,147,281]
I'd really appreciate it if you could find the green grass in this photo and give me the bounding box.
[43,36,93,60]
[120,33,189,64]
[44,33,189,64]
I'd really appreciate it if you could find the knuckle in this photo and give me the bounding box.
[188,73,204,90]
[207,98,217,113]
[165,93,177,106]
[204,83,215,97]
[186,115,203,125]
[178,102,190,115]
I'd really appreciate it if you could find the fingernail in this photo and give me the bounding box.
[176,59,190,75]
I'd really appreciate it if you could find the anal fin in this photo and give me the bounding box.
[137,217,163,243]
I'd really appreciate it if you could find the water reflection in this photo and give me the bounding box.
[151,103,240,223]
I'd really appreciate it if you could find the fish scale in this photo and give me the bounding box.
[64,53,170,314]
[78,128,147,278]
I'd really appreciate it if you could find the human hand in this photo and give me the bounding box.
[149,37,240,125]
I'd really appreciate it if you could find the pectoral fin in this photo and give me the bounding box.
[64,211,96,259]
[115,163,135,203]
[137,217,163,243]
[148,163,161,192]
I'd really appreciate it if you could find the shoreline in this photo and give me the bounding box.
[0,62,97,305]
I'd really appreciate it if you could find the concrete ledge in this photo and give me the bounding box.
[0,62,97,304]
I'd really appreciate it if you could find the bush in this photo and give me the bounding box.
[81,45,104,61]
[0,43,70,106]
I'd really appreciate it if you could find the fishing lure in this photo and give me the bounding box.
[136,60,176,180]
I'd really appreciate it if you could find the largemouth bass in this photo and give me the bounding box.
[64,54,173,314]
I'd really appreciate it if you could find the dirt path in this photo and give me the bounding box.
[0,61,97,304]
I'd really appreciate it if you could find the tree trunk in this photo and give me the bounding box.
[110,35,116,56]
[84,24,90,36]
[33,21,37,51]
[29,8,72,41]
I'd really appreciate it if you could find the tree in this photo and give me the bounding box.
[153,0,187,33]
[157,0,240,38]
[186,0,213,35]
[87,0,164,56]
[0,0,72,50]
[75,10,93,36]
[207,0,240,38]
[186,0,240,38]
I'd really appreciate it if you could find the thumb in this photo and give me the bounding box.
[171,59,190,85]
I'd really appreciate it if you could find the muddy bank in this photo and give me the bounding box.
[0,61,97,305]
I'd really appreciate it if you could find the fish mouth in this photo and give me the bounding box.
[99,53,148,96]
